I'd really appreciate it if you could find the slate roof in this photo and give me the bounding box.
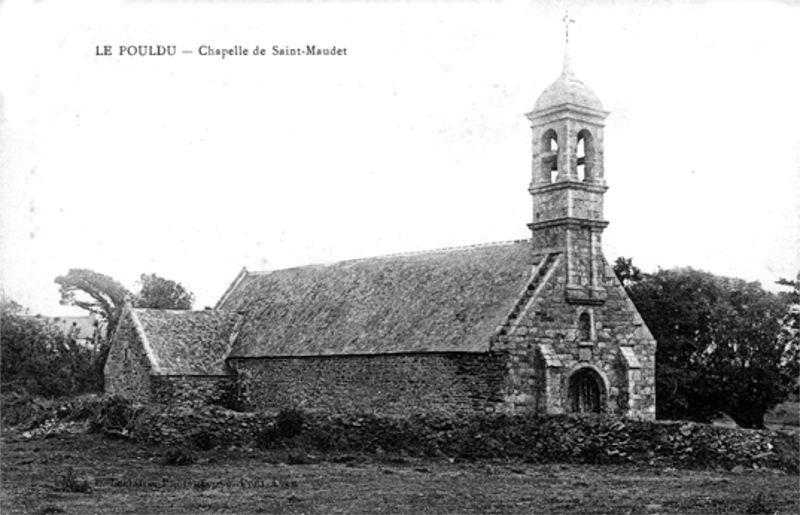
[217,240,534,358]
[133,309,242,375]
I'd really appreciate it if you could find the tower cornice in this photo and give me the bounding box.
[527,104,609,126]
[527,218,609,231]
[529,180,609,195]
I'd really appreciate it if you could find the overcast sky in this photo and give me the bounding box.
[1,0,798,316]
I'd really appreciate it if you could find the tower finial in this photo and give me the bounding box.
[563,10,575,44]
[561,10,576,76]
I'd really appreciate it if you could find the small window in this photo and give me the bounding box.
[578,312,591,341]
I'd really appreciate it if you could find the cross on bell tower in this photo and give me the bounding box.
[563,10,575,44]
[526,14,610,304]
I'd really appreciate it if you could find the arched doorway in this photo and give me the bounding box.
[568,368,604,414]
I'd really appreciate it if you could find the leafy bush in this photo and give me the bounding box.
[1,299,99,398]
[255,408,307,448]
[89,395,141,438]
[275,408,305,439]
[60,394,104,422]
[0,393,106,430]
[0,393,50,428]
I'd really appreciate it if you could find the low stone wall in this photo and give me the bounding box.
[150,375,238,409]
[135,405,269,447]
[134,405,799,473]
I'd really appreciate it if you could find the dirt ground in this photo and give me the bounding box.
[1,432,798,515]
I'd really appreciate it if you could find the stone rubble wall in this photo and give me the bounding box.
[135,404,270,447]
[150,375,238,409]
[229,353,507,416]
[133,405,799,473]
[104,312,152,404]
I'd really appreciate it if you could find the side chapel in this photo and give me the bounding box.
[105,26,657,419]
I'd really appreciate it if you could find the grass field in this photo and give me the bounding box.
[1,431,798,515]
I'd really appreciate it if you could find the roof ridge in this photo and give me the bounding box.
[246,239,531,274]
[342,239,530,265]
[127,308,161,374]
[134,308,240,316]
[214,267,249,309]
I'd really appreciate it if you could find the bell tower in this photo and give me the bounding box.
[527,14,610,304]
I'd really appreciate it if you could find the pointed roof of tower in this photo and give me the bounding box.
[532,15,604,113]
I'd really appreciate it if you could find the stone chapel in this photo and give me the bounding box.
[105,37,657,419]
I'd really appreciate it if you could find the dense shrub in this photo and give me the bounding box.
[0,392,109,430]
[0,393,52,428]
[275,408,305,439]
[254,408,306,449]
[90,395,142,438]
[1,299,99,397]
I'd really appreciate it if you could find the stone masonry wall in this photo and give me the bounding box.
[229,353,507,416]
[150,375,238,408]
[104,311,152,404]
[531,225,567,251]
[569,226,593,289]
[604,262,657,416]
[134,405,798,475]
[494,255,656,419]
